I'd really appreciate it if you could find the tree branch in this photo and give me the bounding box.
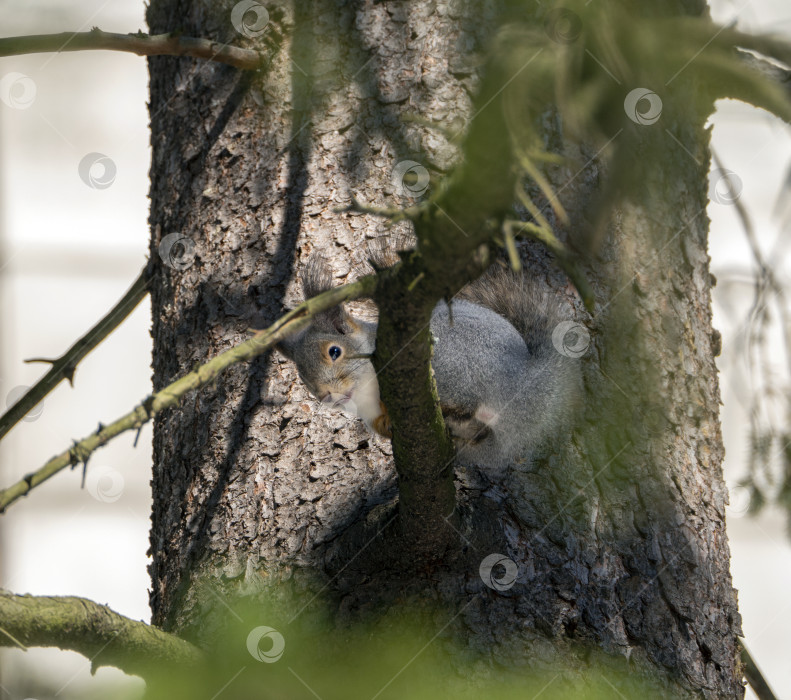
[503,219,594,311]
[739,639,778,700]
[0,269,149,442]
[0,275,377,512]
[736,49,791,123]
[336,196,423,222]
[371,48,525,552]
[738,49,791,89]
[0,592,203,678]
[0,29,265,70]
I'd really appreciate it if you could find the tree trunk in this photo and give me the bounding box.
[146,0,742,697]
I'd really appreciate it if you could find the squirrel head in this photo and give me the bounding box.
[276,253,380,417]
[277,302,377,410]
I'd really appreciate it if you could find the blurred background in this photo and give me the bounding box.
[0,1,789,698]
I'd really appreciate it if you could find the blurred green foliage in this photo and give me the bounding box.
[136,596,677,700]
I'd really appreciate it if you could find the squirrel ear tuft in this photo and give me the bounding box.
[302,254,334,299]
[297,252,361,335]
[365,232,416,272]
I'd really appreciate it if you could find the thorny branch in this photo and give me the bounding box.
[0,269,149,442]
[0,275,377,511]
[0,29,265,70]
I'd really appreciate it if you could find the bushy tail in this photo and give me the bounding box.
[456,263,567,360]
[449,262,585,467]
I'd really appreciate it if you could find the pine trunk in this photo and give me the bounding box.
[146,0,743,696]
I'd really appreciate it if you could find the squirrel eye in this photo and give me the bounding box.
[328,345,342,361]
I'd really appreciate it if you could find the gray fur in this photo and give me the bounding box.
[430,295,580,469]
[278,256,583,470]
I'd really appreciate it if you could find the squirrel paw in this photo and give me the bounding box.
[441,403,493,445]
[372,400,392,438]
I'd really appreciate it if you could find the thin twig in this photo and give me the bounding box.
[503,219,595,311]
[739,638,778,700]
[0,624,28,651]
[0,275,377,512]
[400,112,462,142]
[335,196,423,222]
[0,29,265,70]
[0,269,150,442]
[712,151,791,380]
[502,227,522,272]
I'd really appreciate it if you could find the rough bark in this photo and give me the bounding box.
[146,0,742,697]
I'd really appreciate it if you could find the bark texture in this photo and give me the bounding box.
[146,0,742,697]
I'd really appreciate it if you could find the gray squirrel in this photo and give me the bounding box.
[278,255,584,469]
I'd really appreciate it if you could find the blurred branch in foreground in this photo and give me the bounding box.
[0,592,203,679]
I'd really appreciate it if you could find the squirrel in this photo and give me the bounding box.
[277,254,584,469]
